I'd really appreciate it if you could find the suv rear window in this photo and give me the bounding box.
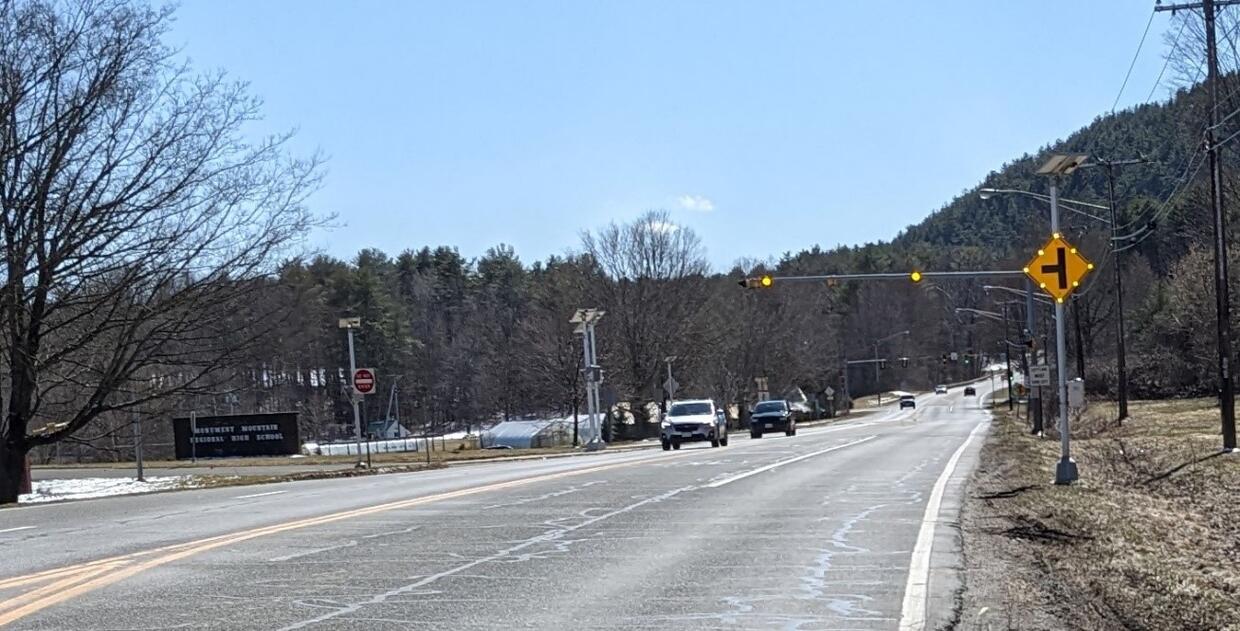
[753,401,786,413]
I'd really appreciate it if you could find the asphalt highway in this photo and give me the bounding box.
[0,384,994,630]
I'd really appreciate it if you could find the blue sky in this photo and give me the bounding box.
[170,1,1175,270]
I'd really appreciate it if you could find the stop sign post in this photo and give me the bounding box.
[352,368,376,395]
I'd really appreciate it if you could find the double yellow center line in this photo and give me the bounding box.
[0,453,681,626]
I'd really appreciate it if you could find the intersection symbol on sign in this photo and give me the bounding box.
[1024,234,1094,303]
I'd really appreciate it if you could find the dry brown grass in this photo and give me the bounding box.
[958,398,1240,631]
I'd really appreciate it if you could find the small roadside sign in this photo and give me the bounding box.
[1024,234,1094,303]
[824,386,835,400]
[1029,365,1051,387]
[1068,378,1086,409]
[663,376,679,399]
[352,368,376,395]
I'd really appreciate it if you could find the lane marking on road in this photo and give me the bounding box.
[276,485,695,630]
[705,436,877,488]
[0,563,122,618]
[898,420,988,631]
[235,490,288,499]
[0,527,34,534]
[0,446,704,626]
[268,540,358,563]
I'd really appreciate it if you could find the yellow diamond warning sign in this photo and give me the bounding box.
[1023,234,1094,303]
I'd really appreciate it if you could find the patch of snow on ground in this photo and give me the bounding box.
[19,476,191,504]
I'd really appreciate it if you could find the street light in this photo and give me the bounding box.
[983,285,1055,307]
[955,307,1003,321]
[570,308,606,450]
[978,188,1111,224]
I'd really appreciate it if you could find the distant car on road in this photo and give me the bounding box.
[964,386,976,396]
[899,394,917,409]
[749,400,797,439]
[661,399,729,450]
[934,385,948,394]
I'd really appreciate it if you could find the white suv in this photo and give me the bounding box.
[660,399,728,450]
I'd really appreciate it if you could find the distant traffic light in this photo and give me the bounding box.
[738,274,775,289]
[910,270,923,283]
[900,357,909,367]
[878,359,887,370]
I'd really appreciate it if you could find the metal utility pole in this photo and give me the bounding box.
[841,359,850,410]
[662,356,678,413]
[1050,173,1078,484]
[873,341,881,404]
[571,309,606,450]
[339,317,365,465]
[1002,303,1014,410]
[869,330,909,406]
[1158,0,1239,452]
[132,412,144,482]
[1017,292,1033,423]
[1096,158,1143,421]
[1072,297,1087,379]
[190,410,197,464]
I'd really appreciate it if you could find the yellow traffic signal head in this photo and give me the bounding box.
[760,274,773,288]
[910,271,923,283]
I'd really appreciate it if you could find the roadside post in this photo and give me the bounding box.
[1029,153,1094,484]
[339,317,371,467]
[190,410,197,464]
[133,411,145,482]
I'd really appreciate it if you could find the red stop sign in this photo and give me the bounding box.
[352,368,376,394]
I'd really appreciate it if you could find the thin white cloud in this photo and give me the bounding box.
[677,194,715,212]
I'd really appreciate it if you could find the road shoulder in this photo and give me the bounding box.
[955,400,1240,631]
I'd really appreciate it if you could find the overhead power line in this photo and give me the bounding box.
[1148,18,1189,101]
[1115,10,1158,112]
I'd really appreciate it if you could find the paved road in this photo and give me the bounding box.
[0,384,993,630]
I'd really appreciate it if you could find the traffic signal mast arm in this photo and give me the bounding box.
[740,269,1025,287]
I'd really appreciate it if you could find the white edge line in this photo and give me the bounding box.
[0,526,35,534]
[706,435,877,488]
[898,420,988,631]
[235,490,287,499]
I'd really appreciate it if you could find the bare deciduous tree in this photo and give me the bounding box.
[0,0,320,502]
[581,210,709,432]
